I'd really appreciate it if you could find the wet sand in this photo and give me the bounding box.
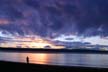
[0,61,108,72]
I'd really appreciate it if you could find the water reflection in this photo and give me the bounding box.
[1,52,108,68]
[26,54,49,64]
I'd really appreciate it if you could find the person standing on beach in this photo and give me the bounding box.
[26,56,29,64]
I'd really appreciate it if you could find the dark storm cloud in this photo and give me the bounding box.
[0,24,24,35]
[0,0,108,37]
[0,0,24,35]
[24,0,40,9]
[0,0,23,19]
[77,0,108,36]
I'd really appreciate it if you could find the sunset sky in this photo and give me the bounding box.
[0,0,108,47]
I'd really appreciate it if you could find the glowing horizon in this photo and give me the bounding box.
[0,0,108,49]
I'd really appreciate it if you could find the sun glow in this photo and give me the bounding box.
[0,33,65,49]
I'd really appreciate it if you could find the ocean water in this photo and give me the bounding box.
[0,51,108,68]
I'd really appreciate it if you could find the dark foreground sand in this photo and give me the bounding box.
[0,61,108,72]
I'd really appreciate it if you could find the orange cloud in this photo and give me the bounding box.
[0,19,10,25]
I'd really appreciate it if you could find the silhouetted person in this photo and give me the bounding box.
[26,56,29,64]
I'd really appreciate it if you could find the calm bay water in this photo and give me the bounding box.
[0,51,108,68]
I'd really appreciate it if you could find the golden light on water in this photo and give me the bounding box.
[27,54,48,64]
[21,53,61,64]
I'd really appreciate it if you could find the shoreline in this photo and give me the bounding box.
[1,48,108,71]
[0,61,108,72]
[0,47,108,54]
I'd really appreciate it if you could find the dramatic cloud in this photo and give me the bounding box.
[0,0,108,37]
[0,19,11,25]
